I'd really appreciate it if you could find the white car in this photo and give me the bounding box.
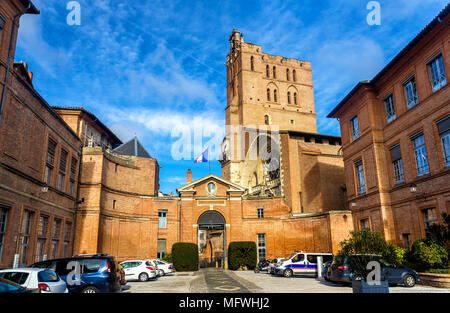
[0,268,68,293]
[269,258,285,274]
[120,260,157,282]
[149,259,173,276]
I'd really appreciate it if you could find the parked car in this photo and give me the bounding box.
[269,258,285,274]
[30,253,122,293]
[146,259,160,277]
[328,254,420,287]
[148,259,173,276]
[0,268,67,293]
[120,260,157,282]
[0,277,40,293]
[274,252,334,278]
[254,259,271,273]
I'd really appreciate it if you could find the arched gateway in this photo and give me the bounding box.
[197,211,226,268]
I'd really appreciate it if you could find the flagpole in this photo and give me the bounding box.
[208,146,211,175]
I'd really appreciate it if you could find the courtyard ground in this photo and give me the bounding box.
[123,268,450,293]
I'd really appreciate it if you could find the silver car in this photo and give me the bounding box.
[0,268,68,293]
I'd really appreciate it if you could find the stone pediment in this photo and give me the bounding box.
[177,174,245,197]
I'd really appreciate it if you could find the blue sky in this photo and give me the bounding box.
[15,0,448,194]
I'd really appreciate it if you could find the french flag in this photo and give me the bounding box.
[194,148,208,163]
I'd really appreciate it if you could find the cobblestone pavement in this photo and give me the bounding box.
[123,269,450,293]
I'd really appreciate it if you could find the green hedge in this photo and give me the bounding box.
[172,242,199,271]
[228,241,257,270]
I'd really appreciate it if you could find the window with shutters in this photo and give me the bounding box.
[390,144,404,184]
[36,215,48,262]
[51,219,61,258]
[157,239,166,259]
[57,150,68,191]
[68,158,77,196]
[45,139,56,185]
[0,204,9,263]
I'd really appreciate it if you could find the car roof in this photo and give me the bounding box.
[0,268,44,273]
[120,260,145,263]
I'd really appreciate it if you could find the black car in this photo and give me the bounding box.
[30,253,122,293]
[328,255,420,287]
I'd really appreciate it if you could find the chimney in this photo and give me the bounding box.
[187,168,192,184]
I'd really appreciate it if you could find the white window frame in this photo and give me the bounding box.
[412,133,429,176]
[257,233,266,261]
[428,54,447,92]
[355,160,366,195]
[384,94,396,123]
[351,116,359,140]
[440,130,450,168]
[403,76,418,109]
[158,210,167,229]
[257,207,264,219]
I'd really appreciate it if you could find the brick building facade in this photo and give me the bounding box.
[69,30,353,265]
[0,0,82,268]
[327,5,450,248]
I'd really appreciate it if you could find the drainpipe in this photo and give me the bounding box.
[0,3,33,128]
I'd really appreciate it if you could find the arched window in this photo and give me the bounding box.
[273,89,277,102]
[267,88,271,101]
[294,92,297,105]
[264,114,270,125]
[293,69,296,82]
[266,65,269,77]
[286,69,290,81]
[251,56,254,71]
[287,92,291,104]
[273,66,276,79]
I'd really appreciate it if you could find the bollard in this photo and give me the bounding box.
[317,256,323,280]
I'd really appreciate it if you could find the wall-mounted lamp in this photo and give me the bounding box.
[41,184,48,193]
[410,183,417,193]
[351,201,356,207]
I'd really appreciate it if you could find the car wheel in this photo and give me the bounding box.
[81,286,100,293]
[254,268,260,273]
[139,272,149,282]
[403,274,416,288]
[283,269,293,278]
[159,269,165,276]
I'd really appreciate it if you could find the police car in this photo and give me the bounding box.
[274,251,333,278]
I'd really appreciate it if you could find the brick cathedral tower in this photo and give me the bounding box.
[221,29,321,196]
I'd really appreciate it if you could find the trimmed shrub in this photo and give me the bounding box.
[172,242,199,271]
[161,253,173,263]
[228,241,257,270]
[409,239,448,272]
